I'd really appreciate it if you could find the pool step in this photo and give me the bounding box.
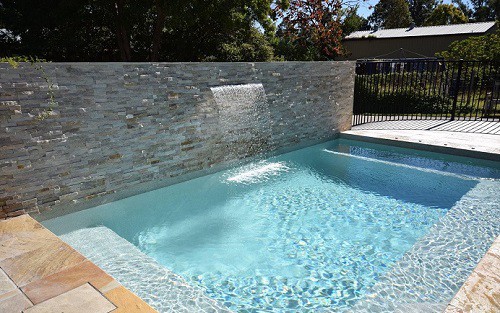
[60,226,233,313]
[348,180,500,312]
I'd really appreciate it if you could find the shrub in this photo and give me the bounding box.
[354,88,453,114]
[436,30,500,61]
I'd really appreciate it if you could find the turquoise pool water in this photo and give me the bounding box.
[44,139,500,312]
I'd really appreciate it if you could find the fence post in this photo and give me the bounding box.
[450,59,464,121]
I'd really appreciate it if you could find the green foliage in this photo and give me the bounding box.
[354,78,479,116]
[354,64,496,117]
[0,0,276,62]
[0,55,46,67]
[0,1,118,61]
[356,91,453,115]
[408,0,438,26]
[424,4,468,26]
[436,30,500,61]
[369,0,413,29]
[493,0,500,20]
[0,56,56,120]
[274,37,323,61]
[161,0,277,61]
[470,0,497,21]
[218,28,275,62]
[452,0,474,19]
[354,75,453,115]
[452,0,498,21]
[341,6,369,36]
[2,0,416,62]
[0,56,27,68]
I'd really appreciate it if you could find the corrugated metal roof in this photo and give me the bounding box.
[345,22,496,39]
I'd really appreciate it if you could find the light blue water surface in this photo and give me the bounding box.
[44,139,500,312]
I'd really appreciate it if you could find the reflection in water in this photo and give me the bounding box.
[225,161,290,184]
[43,140,497,313]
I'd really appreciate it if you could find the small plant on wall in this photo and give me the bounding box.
[1,55,57,120]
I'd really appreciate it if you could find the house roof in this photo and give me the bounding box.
[345,21,496,40]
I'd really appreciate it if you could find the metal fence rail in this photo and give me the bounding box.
[352,59,500,126]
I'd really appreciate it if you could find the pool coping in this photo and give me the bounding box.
[339,132,500,161]
[0,215,158,312]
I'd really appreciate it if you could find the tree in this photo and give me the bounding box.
[113,0,133,61]
[451,0,498,21]
[0,0,120,61]
[150,0,167,61]
[470,0,496,21]
[0,0,277,62]
[369,0,413,29]
[424,4,468,26]
[218,28,275,62]
[452,0,474,19]
[492,0,500,21]
[341,6,369,36]
[436,31,500,61]
[274,0,344,60]
[159,0,276,61]
[408,0,438,26]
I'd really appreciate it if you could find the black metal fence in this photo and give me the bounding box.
[353,59,500,126]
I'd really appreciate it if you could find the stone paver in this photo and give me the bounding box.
[105,286,157,313]
[0,215,39,234]
[351,119,500,134]
[24,283,116,313]
[0,240,86,286]
[21,260,114,304]
[0,215,157,313]
[0,268,16,295]
[0,289,33,312]
[0,215,59,262]
[61,226,233,313]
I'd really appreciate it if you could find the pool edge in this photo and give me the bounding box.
[339,132,500,161]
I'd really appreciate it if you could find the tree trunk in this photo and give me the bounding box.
[150,0,166,61]
[114,0,132,61]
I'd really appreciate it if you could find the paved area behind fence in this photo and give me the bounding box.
[344,120,500,159]
[352,119,500,134]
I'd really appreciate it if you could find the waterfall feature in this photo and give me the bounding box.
[211,83,272,158]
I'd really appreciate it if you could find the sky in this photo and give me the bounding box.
[356,0,458,18]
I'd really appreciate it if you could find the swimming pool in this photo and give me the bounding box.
[43,139,500,312]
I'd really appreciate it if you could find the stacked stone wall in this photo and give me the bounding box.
[0,62,354,218]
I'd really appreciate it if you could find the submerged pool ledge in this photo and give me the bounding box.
[340,130,500,312]
[0,215,157,313]
[59,226,233,313]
